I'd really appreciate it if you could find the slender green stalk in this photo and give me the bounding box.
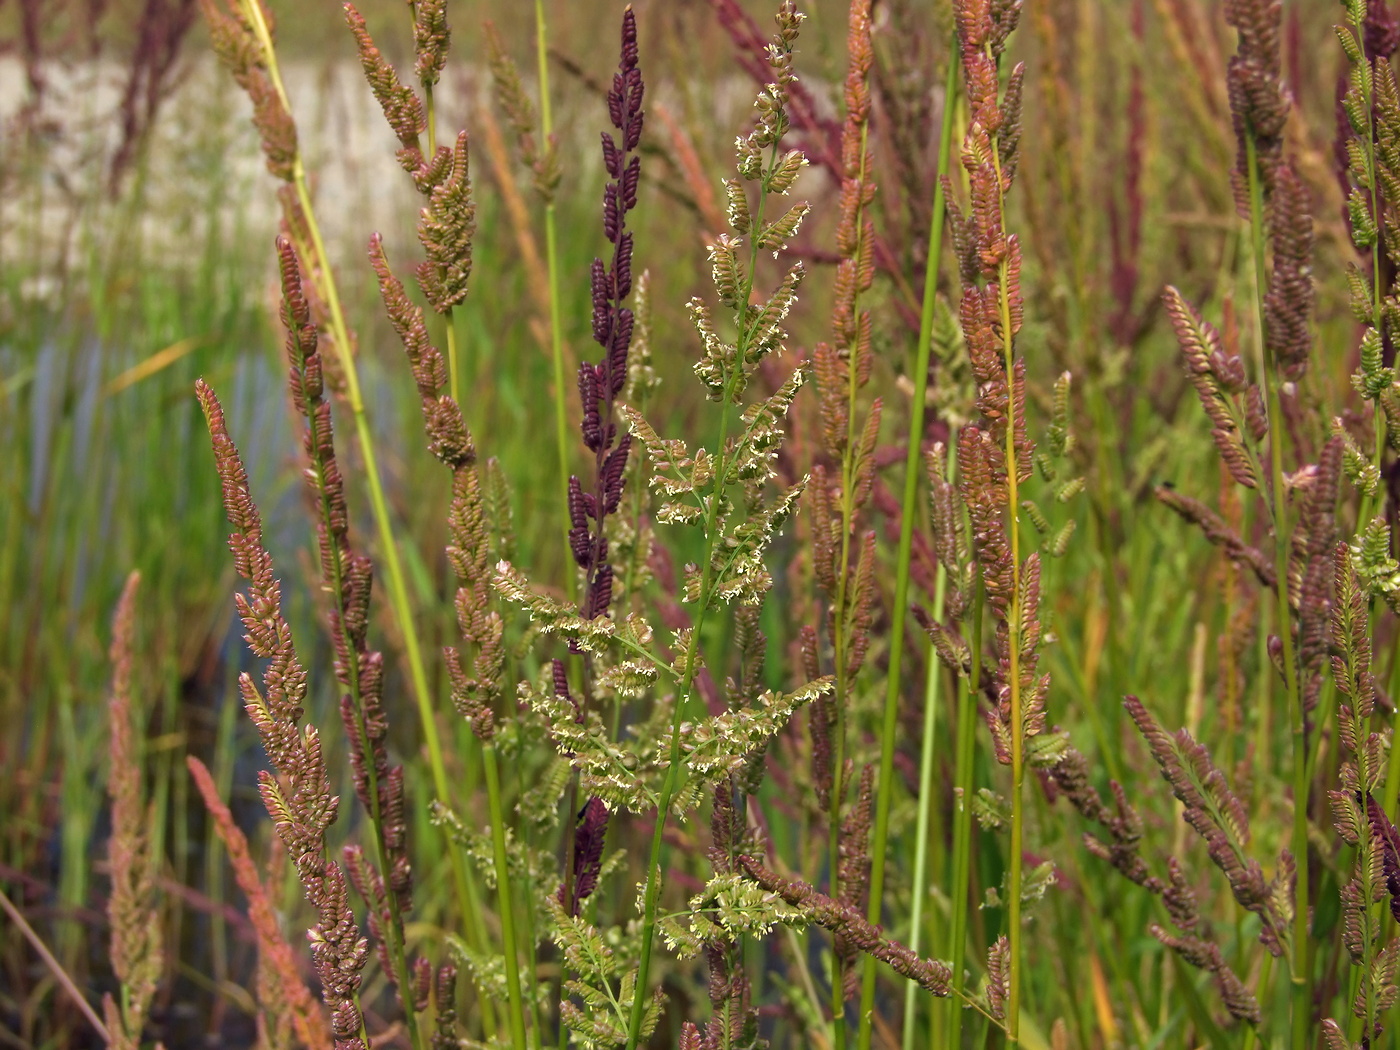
[868,42,959,1050]
[946,585,984,1050]
[533,0,575,604]
[1243,131,1309,1050]
[483,742,530,1050]
[625,393,736,1050]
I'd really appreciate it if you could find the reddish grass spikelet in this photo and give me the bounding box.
[196,379,369,1048]
[370,237,501,742]
[416,130,476,314]
[197,0,295,180]
[1052,743,1263,1025]
[1154,484,1276,588]
[559,796,608,916]
[1124,695,1292,958]
[430,963,458,1050]
[278,239,415,969]
[412,0,449,87]
[1368,793,1400,922]
[103,572,164,1050]
[1295,438,1341,715]
[187,756,330,1050]
[343,3,424,152]
[1263,163,1315,380]
[835,764,874,999]
[107,0,199,195]
[1161,286,1258,489]
[1225,0,1289,211]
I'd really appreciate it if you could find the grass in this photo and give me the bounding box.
[6,0,1400,1047]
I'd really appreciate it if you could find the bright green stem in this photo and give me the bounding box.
[624,152,775,1042]
[484,742,530,1050]
[864,43,960,1050]
[1244,131,1309,1050]
[237,0,481,1005]
[900,556,947,1050]
[534,0,574,604]
[946,586,984,1050]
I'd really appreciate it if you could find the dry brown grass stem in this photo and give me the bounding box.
[477,102,551,324]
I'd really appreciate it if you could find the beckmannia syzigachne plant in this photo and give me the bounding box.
[196,378,374,1048]
[928,0,1071,1040]
[197,0,478,961]
[1148,0,1329,1042]
[197,236,461,1050]
[274,236,427,1045]
[805,0,877,1039]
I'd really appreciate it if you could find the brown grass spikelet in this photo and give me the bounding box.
[484,19,559,204]
[737,855,952,997]
[104,572,164,1050]
[197,0,296,180]
[1225,0,1289,211]
[196,378,369,1047]
[416,130,476,314]
[343,3,424,152]
[278,237,416,953]
[411,0,449,87]
[1161,286,1258,489]
[1263,163,1314,381]
[1124,695,1292,957]
[370,236,501,740]
[187,756,330,1050]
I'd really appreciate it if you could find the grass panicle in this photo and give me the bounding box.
[103,572,166,1050]
[196,378,371,1049]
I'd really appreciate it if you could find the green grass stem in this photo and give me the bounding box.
[1243,130,1310,1050]
[483,741,531,1050]
[945,585,984,1050]
[865,41,958,1050]
[534,0,575,606]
